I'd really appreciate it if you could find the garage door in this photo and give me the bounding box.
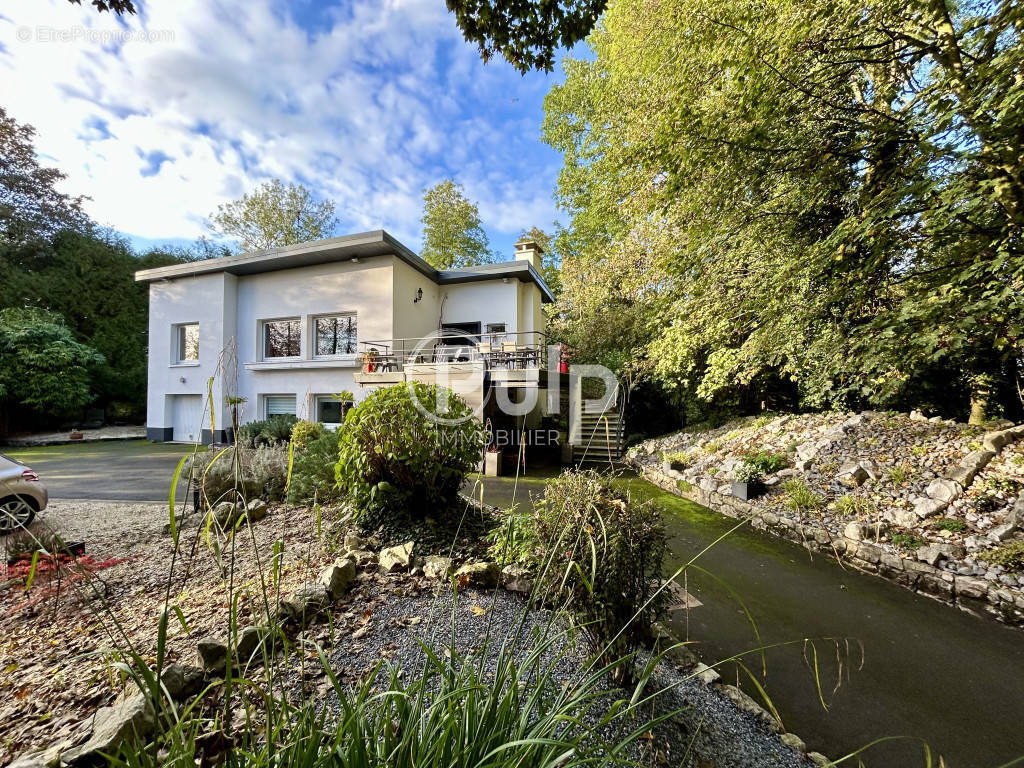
[171,395,205,443]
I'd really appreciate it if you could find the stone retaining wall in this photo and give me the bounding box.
[638,464,1024,628]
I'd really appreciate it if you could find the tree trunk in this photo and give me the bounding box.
[968,374,992,425]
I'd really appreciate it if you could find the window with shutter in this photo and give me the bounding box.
[264,395,296,417]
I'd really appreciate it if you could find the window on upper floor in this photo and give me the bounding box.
[174,323,199,363]
[263,318,301,359]
[314,314,357,357]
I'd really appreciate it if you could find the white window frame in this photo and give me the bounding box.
[312,313,358,359]
[314,394,352,429]
[263,394,297,419]
[261,317,302,361]
[172,323,200,366]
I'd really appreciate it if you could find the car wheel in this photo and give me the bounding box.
[0,497,36,535]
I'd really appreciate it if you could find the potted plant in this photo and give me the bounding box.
[732,462,766,501]
[69,428,84,441]
[662,450,689,474]
[361,348,379,373]
[484,446,502,477]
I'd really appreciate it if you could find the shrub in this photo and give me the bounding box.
[335,383,483,524]
[290,419,326,451]
[933,517,967,533]
[662,449,689,468]
[533,470,668,681]
[782,479,824,513]
[486,509,537,566]
[834,494,875,518]
[886,464,912,485]
[891,532,925,551]
[733,463,764,484]
[286,431,342,505]
[236,414,299,448]
[740,449,788,474]
[985,540,1024,570]
[191,445,290,504]
[703,440,722,453]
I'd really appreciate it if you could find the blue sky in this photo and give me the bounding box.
[0,0,572,259]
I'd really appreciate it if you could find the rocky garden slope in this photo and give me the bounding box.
[628,411,1024,626]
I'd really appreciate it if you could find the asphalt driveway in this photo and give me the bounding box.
[3,440,201,501]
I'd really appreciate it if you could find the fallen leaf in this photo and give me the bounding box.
[469,605,488,616]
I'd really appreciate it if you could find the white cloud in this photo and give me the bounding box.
[0,0,562,254]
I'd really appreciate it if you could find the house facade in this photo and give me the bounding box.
[135,230,555,444]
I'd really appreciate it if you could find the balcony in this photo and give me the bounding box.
[353,331,552,390]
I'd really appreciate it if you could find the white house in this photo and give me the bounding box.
[135,230,556,444]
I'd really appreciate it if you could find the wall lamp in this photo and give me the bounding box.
[413,287,423,303]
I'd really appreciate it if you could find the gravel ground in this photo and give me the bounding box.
[37,499,169,556]
[322,579,810,768]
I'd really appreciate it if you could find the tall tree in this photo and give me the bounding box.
[0,107,90,245]
[545,0,1024,421]
[0,308,103,419]
[420,179,494,269]
[446,0,606,72]
[209,179,338,252]
[520,225,562,295]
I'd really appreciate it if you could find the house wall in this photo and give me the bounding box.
[441,281,519,336]
[392,256,440,344]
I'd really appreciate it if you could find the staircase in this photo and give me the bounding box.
[572,408,625,465]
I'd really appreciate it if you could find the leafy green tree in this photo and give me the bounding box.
[545,0,1024,421]
[209,179,338,252]
[447,0,606,72]
[420,179,494,269]
[520,225,562,295]
[0,107,89,245]
[0,308,103,418]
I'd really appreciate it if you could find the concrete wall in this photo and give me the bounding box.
[392,256,439,343]
[441,281,519,335]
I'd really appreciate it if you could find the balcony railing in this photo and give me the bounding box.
[357,331,550,374]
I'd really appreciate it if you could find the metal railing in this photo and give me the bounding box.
[357,330,550,372]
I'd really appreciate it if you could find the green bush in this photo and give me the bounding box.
[834,494,875,517]
[891,532,925,551]
[533,470,668,681]
[782,478,824,513]
[286,431,342,505]
[661,449,689,468]
[985,540,1024,570]
[740,449,788,474]
[290,419,327,451]
[191,445,289,504]
[236,414,299,448]
[733,463,764,484]
[486,509,538,566]
[933,517,967,533]
[335,383,483,525]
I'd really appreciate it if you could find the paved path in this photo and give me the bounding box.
[3,441,199,501]
[473,471,1024,768]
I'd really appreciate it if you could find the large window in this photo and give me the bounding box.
[174,323,199,363]
[264,395,296,418]
[314,314,357,357]
[263,319,301,359]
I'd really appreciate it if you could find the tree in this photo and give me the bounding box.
[68,0,135,13]
[544,0,1024,421]
[208,179,338,252]
[0,107,90,245]
[447,0,606,72]
[420,180,494,269]
[0,308,103,418]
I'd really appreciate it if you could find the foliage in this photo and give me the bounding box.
[520,226,562,295]
[661,449,689,468]
[891,532,925,552]
[335,383,484,524]
[191,445,290,504]
[543,0,1024,422]
[984,540,1024,571]
[236,415,299,448]
[740,449,788,475]
[485,508,538,566]
[887,464,913,485]
[782,479,824,514]
[419,179,493,269]
[290,420,327,451]
[285,431,342,505]
[932,518,967,533]
[0,107,89,244]
[733,464,764,484]
[209,179,338,252]
[0,308,103,416]
[532,470,668,679]
[446,0,606,73]
[834,494,875,518]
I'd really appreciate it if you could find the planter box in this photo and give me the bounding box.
[484,452,502,477]
[731,480,765,501]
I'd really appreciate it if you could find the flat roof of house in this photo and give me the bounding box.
[134,229,555,302]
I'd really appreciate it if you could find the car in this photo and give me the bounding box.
[0,452,48,534]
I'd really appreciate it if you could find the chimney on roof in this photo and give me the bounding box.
[514,237,544,272]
